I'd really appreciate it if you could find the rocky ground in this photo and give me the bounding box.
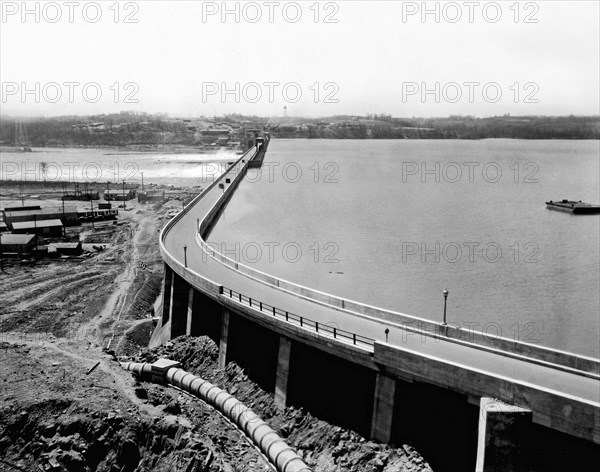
[0,339,271,472]
[0,182,433,472]
[132,336,433,472]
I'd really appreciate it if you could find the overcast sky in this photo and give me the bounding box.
[1,0,599,117]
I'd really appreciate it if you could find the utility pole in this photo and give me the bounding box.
[141,172,144,191]
[90,198,95,230]
[33,215,38,250]
[0,235,4,272]
[62,194,66,237]
[122,181,126,210]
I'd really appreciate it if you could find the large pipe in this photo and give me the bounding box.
[121,360,311,472]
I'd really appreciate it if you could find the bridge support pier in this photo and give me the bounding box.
[370,373,396,443]
[185,288,195,335]
[275,336,292,409]
[475,397,532,472]
[218,309,230,369]
[161,264,173,325]
[169,273,189,338]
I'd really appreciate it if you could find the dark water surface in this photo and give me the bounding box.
[208,139,599,358]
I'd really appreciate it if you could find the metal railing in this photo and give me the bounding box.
[220,286,375,350]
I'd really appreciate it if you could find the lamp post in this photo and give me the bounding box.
[442,289,449,326]
[183,245,187,268]
[385,328,389,343]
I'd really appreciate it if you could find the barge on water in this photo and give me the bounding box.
[545,200,600,214]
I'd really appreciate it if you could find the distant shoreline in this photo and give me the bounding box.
[1,137,599,157]
[0,145,242,155]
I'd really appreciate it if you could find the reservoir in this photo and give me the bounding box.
[207,139,600,358]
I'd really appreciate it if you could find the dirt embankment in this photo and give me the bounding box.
[1,190,274,471]
[0,340,270,472]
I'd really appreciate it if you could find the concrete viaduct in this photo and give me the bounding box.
[151,138,600,471]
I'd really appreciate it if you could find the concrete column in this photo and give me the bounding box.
[161,264,173,325]
[274,336,292,409]
[218,309,230,369]
[169,273,189,339]
[476,397,532,472]
[370,373,396,443]
[185,287,195,336]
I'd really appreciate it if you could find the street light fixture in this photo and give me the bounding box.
[442,289,449,326]
[184,245,188,268]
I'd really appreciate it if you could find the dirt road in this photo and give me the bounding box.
[0,192,275,471]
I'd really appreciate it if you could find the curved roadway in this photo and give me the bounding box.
[162,146,600,408]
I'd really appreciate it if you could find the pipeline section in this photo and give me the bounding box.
[121,360,311,472]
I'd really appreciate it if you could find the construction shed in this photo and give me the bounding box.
[104,189,136,201]
[138,190,166,203]
[55,242,83,256]
[3,206,78,228]
[12,219,64,237]
[2,205,41,213]
[0,234,36,254]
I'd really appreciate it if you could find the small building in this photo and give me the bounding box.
[88,122,106,134]
[12,219,64,237]
[0,234,36,254]
[138,191,166,203]
[55,242,83,256]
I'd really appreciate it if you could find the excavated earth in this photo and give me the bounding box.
[0,184,433,472]
[130,336,433,472]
